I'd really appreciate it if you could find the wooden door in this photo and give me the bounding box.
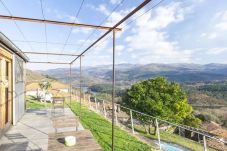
[0,48,13,136]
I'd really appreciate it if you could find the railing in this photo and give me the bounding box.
[72,93,227,151]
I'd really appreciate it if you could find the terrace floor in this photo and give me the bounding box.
[0,108,101,151]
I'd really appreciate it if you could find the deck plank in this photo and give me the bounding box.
[48,130,102,151]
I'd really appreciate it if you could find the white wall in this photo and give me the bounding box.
[59,89,69,93]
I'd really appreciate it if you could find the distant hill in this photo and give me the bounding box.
[38,63,227,86]
[26,69,69,90]
[188,92,227,106]
[26,69,46,83]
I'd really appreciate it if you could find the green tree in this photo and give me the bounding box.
[183,115,201,128]
[122,77,199,134]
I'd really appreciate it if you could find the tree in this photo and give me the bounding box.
[39,81,52,103]
[122,77,199,134]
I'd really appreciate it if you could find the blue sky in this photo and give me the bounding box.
[0,0,227,70]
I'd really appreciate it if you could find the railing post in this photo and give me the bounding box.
[130,109,135,134]
[155,119,161,150]
[98,102,100,111]
[89,95,91,108]
[118,105,121,112]
[221,138,225,151]
[95,97,98,110]
[203,135,207,151]
[178,127,181,136]
[198,133,200,143]
[103,100,107,118]
[114,104,118,125]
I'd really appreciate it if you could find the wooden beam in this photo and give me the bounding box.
[23,51,82,56]
[0,15,121,31]
[28,61,70,65]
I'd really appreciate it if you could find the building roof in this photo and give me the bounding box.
[0,32,28,62]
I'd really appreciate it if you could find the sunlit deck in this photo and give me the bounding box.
[0,108,101,151]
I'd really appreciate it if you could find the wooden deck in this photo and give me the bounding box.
[0,108,102,151]
[48,130,102,151]
[52,115,79,130]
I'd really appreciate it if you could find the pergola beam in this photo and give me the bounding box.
[28,61,70,64]
[0,15,122,31]
[70,0,152,64]
[23,51,82,56]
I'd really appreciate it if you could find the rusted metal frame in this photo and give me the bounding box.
[69,64,72,106]
[0,15,121,31]
[70,0,152,64]
[28,61,70,64]
[112,29,116,151]
[23,51,82,56]
[79,56,82,117]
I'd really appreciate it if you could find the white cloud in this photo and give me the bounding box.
[200,32,218,39]
[206,47,227,55]
[125,2,193,63]
[97,4,110,16]
[216,22,227,30]
[135,2,186,30]
[110,0,122,5]
[94,3,131,28]
[116,45,125,51]
[208,33,217,39]
[200,33,207,37]
[200,10,227,40]
[215,10,227,30]
[69,16,78,22]
[72,28,92,34]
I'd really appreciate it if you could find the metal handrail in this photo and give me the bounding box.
[117,104,227,144]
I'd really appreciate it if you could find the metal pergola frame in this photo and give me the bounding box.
[1,0,152,150]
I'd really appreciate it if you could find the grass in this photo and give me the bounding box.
[26,96,52,109]
[134,125,217,151]
[68,101,155,151]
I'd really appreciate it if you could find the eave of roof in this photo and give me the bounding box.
[0,32,29,62]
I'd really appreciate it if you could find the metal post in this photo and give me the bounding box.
[75,91,78,101]
[69,64,72,106]
[103,100,107,117]
[130,109,135,134]
[178,127,181,136]
[155,119,161,150]
[95,97,98,110]
[89,94,91,108]
[98,102,100,111]
[111,29,116,151]
[80,56,82,116]
[203,135,207,151]
[114,104,118,125]
[83,93,85,104]
[198,133,200,143]
[222,139,225,151]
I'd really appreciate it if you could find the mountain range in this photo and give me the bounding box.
[38,63,227,86]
